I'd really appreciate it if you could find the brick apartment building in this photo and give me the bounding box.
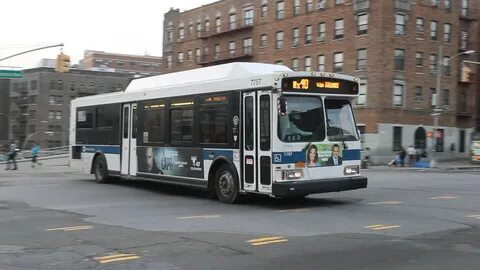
[8,67,133,149]
[79,50,163,76]
[163,0,479,163]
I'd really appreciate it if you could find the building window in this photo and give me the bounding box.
[305,25,312,45]
[356,48,367,70]
[431,0,439,6]
[429,54,437,74]
[442,89,449,106]
[49,95,55,105]
[49,80,56,90]
[276,1,285,19]
[461,0,469,16]
[179,27,185,40]
[357,13,368,35]
[229,13,236,30]
[177,52,184,64]
[166,30,173,43]
[444,0,451,10]
[228,41,236,57]
[333,52,343,72]
[293,0,300,16]
[415,86,423,101]
[166,54,172,68]
[416,17,424,31]
[393,81,405,106]
[275,60,284,65]
[458,87,467,112]
[334,19,344,39]
[393,126,402,151]
[416,52,423,66]
[55,111,62,120]
[443,56,450,76]
[275,31,284,50]
[243,38,252,55]
[49,111,55,120]
[195,48,201,63]
[195,22,202,37]
[291,58,299,71]
[306,0,314,12]
[260,34,267,47]
[214,44,220,59]
[29,110,36,120]
[244,9,254,26]
[460,30,468,49]
[205,20,210,33]
[304,56,312,71]
[430,21,437,40]
[215,18,221,33]
[443,23,451,43]
[394,49,405,70]
[261,4,268,17]
[292,28,300,47]
[395,13,406,35]
[430,88,437,108]
[317,54,325,72]
[187,50,193,61]
[336,0,344,4]
[318,22,326,41]
[357,80,367,105]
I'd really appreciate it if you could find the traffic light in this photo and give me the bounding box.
[461,64,472,83]
[55,53,70,73]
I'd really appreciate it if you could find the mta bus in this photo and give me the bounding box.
[471,131,480,163]
[70,63,367,203]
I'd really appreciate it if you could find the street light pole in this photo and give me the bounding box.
[431,47,475,167]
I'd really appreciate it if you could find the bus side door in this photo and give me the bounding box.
[121,103,138,176]
[242,91,272,193]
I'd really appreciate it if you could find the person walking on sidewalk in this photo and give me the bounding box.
[407,145,416,167]
[31,143,42,168]
[5,147,18,170]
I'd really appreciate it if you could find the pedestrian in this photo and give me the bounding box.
[31,143,42,168]
[407,145,416,167]
[398,147,406,167]
[5,147,18,170]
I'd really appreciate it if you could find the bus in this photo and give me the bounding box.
[471,131,480,163]
[70,63,367,203]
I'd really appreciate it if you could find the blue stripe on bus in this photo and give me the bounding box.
[81,145,121,154]
[203,149,234,160]
[272,149,361,164]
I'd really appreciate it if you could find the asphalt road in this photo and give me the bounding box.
[0,167,479,270]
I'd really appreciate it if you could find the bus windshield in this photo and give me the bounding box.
[325,99,359,141]
[278,96,325,142]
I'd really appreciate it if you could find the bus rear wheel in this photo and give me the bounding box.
[93,156,110,183]
[215,164,240,204]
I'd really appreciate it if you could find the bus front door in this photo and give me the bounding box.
[121,103,138,176]
[242,91,272,193]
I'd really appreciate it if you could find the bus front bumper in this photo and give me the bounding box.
[272,176,367,197]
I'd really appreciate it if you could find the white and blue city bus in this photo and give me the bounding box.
[70,63,367,203]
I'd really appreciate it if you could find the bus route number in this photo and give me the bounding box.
[250,78,261,86]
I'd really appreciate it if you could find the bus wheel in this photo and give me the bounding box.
[93,156,109,183]
[215,164,239,204]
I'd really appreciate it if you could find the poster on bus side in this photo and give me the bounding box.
[137,147,204,178]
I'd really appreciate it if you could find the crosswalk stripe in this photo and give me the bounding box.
[247,236,284,243]
[46,225,93,231]
[276,208,310,212]
[250,239,289,246]
[176,215,222,219]
[368,201,403,205]
[429,196,458,200]
[364,224,401,230]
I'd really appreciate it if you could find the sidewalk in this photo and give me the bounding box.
[369,159,480,171]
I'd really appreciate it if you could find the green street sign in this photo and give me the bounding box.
[0,70,23,78]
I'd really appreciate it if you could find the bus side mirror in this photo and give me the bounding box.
[278,97,287,116]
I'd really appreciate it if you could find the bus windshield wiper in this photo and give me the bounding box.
[327,119,348,149]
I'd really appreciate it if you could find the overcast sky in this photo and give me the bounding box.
[0,0,218,69]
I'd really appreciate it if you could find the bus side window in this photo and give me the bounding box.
[245,96,254,150]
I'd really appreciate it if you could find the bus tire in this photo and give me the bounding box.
[93,155,110,183]
[214,164,240,204]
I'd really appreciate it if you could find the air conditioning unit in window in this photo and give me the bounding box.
[316,2,325,10]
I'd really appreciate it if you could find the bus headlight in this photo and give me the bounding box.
[344,166,360,175]
[283,170,303,180]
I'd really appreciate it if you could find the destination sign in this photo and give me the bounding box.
[282,77,358,95]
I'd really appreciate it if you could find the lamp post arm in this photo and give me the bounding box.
[0,43,64,62]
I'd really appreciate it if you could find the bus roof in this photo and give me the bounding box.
[125,62,292,93]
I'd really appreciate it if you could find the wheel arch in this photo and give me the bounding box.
[207,157,239,191]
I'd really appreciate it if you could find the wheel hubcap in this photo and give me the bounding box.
[219,171,233,197]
